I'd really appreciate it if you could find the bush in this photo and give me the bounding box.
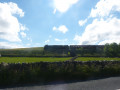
[0,61,120,86]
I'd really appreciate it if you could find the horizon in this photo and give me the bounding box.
[0,44,105,49]
[0,0,120,49]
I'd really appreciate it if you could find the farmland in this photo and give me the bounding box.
[1,57,120,64]
[0,57,72,63]
[75,57,120,61]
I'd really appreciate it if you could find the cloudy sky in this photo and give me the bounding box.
[0,0,120,48]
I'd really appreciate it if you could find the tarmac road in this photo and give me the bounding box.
[1,77,120,90]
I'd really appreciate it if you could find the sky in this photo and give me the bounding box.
[0,0,120,48]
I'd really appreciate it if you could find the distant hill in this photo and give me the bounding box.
[0,47,44,57]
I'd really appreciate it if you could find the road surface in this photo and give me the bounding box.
[1,77,120,90]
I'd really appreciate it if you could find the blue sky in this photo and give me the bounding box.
[0,0,120,48]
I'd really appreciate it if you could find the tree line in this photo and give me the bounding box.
[70,43,120,57]
[104,43,120,57]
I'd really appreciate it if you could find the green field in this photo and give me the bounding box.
[0,57,71,63]
[0,47,44,51]
[75,57,120,61]
[1,57,120,64]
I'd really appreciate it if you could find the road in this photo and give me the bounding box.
[1,77,120,90]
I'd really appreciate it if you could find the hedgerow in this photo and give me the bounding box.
[0,61,120,86]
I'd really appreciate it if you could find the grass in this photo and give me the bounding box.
[1,57,120,64]
[75,57,120,61]
[0,47,44,51]
[0,57,72,63]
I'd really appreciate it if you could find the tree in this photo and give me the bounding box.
[118,43,120,54]
[104,43,119,57]
[110,43,118,56]
[104,43,110,56]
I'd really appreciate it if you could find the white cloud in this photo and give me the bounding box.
[75,0,120,45]
[53,25,68,34]
[74,17,120,45]
[8,2,24,17]
[74,35,81,42]
[55,38,68,45]
[55,38,61,42]
[20,32,26,38]
[90,0,120,17]
[45,40,50,43]
[0,2,26,42]
[55,38,68,42]
[78,19,87,26]
[20,24,29,31]
[53,0,79,13]
[0,42,24,49]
